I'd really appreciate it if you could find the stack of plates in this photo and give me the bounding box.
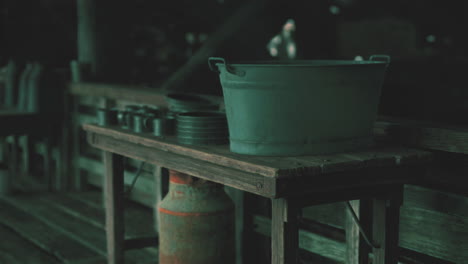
[176,112,228,145]
[165,93,219,114]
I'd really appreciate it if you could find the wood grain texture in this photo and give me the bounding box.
[88,132,274,197]
[83,124,431,179]
[0,224,61,264]
[271,198,299,264]
[0,193,158,264]
[345,200,368,264]
[40,193,156,239]
[375,116,468,154]
[254,214,345,263]
[400,206,468,264]
[372,191,402,264]
[0,199,99,262]
[104,152,125,264]
[84,124,431,197]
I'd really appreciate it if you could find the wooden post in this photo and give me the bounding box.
[77,0,98,75]
[103,151,125,264]
[224,187,245,264]
[271,198,299,264]
[372,187,403,264]
[346,199,371,264]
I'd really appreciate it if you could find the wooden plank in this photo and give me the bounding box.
[0,199,99,262]
[0,224,61,264]
[88,132,275,197]
[39,193,156,239]
[302,203,345,229]
[103,152,125,264]
[375,117,468,154]
[253,214,345,263]
[3,196,107,255]
[84,124,280,177]
[69,83,168,106]
[83,124,432,179]
[345,200,370,264]
[403,184,468,218]
[271,198,299,264]
[400,206,468,264]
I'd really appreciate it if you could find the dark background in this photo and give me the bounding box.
[1,0,468,122]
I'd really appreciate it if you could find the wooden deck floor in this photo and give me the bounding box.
[0,191,158,264]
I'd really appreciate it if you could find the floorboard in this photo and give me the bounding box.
[0,191,158,264]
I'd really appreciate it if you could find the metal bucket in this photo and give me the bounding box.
[209,56,390,156]
[158,170,235,264]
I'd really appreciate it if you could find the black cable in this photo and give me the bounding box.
[125,161,145,196]
[345,201,381,249]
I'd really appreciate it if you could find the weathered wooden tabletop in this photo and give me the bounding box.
[83,123,432,198]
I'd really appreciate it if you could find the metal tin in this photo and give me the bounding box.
[158,170,235,264]
[152,118,165,137]
[121,105,142,129]
[133,113,155,133]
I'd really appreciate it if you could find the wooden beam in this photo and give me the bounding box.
[375,116,468,154]
[68,82,222,107]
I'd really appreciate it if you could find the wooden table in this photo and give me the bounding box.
[83,123,432,264]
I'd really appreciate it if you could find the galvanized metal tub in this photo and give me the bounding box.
[209,56,390,156]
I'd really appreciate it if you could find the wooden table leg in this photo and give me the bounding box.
[372,187,403,264]
[153,166,166,234]
[104,151,125,264]
[346,199,371,264]
[271,198,299,264]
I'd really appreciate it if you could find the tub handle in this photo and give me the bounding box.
[208,57,226,73]
[369,55,391,63]
[208,57,246,77]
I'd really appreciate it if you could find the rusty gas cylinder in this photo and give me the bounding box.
[158,170,235,264]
